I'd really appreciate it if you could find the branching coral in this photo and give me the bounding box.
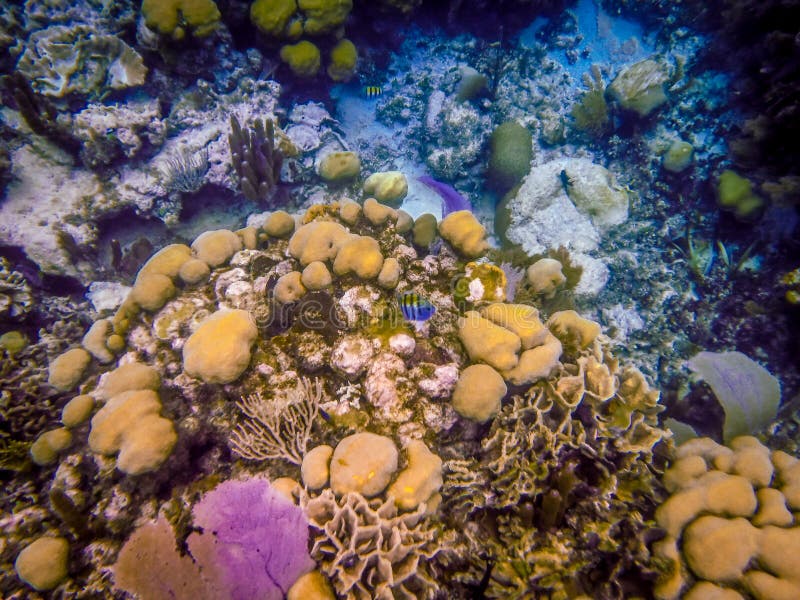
[229,115,283,203]
[440,342,667,598]
[229,376,323,465]
[302,488,441,600]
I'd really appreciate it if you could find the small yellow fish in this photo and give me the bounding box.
[364,85,383,99]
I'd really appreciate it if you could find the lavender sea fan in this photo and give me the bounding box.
[187,477,314,600]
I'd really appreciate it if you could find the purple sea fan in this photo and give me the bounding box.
[187,477,314,600]
[418,175,472,218]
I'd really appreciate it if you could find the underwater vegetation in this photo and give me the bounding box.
[1,0,799,599]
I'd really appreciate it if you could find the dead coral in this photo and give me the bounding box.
[302,488,441,600]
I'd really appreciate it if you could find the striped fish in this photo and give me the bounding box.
[364,85,383,98]
[397,292,436,322]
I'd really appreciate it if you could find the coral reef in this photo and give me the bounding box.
[15,25,146,98]
[303,489,441,600]
[654,436,800,599]
[1,3,799,600]
[441,341,667,598]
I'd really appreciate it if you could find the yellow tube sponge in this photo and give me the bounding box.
[142,0,221,40]
[333,235,384,279]
[250,0,299,38]
[182,309,258,383]
[327,38,357,82]
[439,210,488,258]
[280,40,322,77]
[297,0,353,35]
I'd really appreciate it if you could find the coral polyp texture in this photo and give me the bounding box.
[2,1,798,598]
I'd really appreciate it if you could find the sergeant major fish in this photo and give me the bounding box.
[397,292,436,322]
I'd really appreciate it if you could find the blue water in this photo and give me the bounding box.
[518,0,655,80]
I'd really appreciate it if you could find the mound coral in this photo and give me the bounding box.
[654,436,800,599]
[14,536,69,591]
[488,120,533,192]
[607,58,671,117]
[327,38,358,82]
[141,0,221,39]
[280,40,322,77]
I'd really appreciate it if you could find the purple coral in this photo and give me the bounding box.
[187,477,314,600]
[418,175,472,218]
